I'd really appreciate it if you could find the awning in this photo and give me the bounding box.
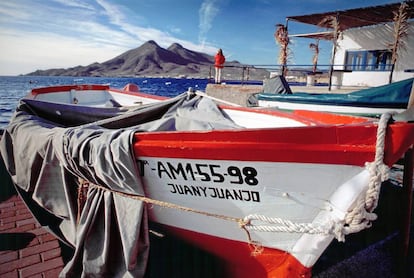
[287,2,414,31]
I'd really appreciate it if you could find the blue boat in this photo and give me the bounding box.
[257,78,414,117]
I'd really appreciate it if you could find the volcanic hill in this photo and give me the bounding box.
[27,41,269,80]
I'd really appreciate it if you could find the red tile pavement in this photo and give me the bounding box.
[0,195,65,278]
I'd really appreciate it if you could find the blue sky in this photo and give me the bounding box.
[0,0,401,76]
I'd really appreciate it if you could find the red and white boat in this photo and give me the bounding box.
[2,83,414,277]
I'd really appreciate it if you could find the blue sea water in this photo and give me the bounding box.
[0,76,211,128]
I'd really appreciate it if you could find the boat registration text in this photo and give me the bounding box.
[137,159,261,203]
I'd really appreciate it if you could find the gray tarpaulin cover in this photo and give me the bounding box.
[0,93,240,277]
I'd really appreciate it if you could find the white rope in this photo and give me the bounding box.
[191,89,242,107]
[243,214,331,235]
[242,113,393,242]
[336,112,393,241]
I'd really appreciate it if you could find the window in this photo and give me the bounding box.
[345,50,392,71]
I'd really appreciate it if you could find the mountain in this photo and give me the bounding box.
[26,41,269,80]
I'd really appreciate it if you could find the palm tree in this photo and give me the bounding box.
[389,2,409,83]
[274,24,289,76]
[319,15,340,90]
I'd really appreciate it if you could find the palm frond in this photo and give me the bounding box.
[318,15,341,44]
[390,2,409,64]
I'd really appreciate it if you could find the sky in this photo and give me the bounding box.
[0,0,402,76]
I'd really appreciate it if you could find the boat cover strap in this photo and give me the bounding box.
[0,93,240,277]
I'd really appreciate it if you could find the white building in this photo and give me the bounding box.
[287,2,414,88]
[334,22,414,87]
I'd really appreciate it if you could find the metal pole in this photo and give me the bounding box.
[328,45,335,91]
[328,12,340,91]
[389,63,395,84]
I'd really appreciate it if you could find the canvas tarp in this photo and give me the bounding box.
[258,77,414,108]
[262,75,292,94]
[0,93,240,277]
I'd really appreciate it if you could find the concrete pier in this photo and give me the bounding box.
[206,83,368,107]
[205,84,262,106]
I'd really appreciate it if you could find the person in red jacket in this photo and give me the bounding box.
[214,48,225,84]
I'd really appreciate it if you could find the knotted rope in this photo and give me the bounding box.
[187,88,242,107]
[335,112,393,241]
[241,113,393,242]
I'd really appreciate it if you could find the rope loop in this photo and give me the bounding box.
[330,112,393,240]
[240,113,393,242]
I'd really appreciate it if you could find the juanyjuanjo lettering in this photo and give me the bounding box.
[168,184,260,202]
[137,160,261,202]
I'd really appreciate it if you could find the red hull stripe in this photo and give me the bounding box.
[133,123,414,166]
[292,109,372,124]
[30,84,168,101]
[30,84,110,96]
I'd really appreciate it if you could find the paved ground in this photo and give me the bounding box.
[0,195,65,278]
[205,83,370,107]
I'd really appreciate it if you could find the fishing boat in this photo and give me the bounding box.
[256,77,414,117]
[1,84,414,277]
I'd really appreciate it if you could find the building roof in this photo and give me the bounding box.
[287,2,414,32]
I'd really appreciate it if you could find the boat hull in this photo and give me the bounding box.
[9,83,414,277]
[151,222,312,277]
[257,77,414,117]
[258,99,406,116]
[129,112,414,276]
[138,156,368,269]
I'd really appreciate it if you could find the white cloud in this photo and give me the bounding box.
[0,0,220,75]
[198,0,220,45]
[169,26,182,34]
[51,0,95,10]
[96,0,126,26]
[94,0,218,55]
[0,2,32,21]
[0,31,125,75]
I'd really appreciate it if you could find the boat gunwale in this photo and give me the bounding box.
[132,121,414,168]
[30,84,110,95]
[22,84,414,167]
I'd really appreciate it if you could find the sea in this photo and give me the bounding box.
[0,75,213,129]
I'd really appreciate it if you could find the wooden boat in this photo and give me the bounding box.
[2,83,414,277]
[257,78,414,117]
